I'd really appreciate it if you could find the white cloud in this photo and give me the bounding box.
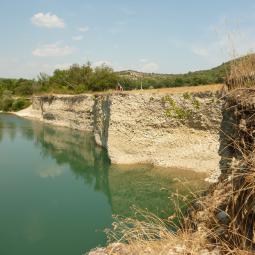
[77,26,89,32]
[31,12,65,28]
[72,35,84,41]
[32,43,74,57]
[92,60,112,67]
[140,62,159,73]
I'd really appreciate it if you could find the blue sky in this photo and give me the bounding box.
[0,0,255,78]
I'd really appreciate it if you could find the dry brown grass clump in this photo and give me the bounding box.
[226,54,255,90]
[97,204,219,255]
[190,88,255,254]
[190,161,255,254]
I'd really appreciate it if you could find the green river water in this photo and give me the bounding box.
[0,114,207,255]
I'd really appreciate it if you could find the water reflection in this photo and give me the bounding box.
[0,114,208,254]
[0,114,207,220]
[0,114,113,255]
[0,114,111,199]
[32,121,111,200]
[38,164,66,178]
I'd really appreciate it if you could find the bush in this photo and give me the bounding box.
[11,98,30,111]
[1,97,14,111]
[14,80,33,95]
[0,96,30,112]
[183,92,192,100]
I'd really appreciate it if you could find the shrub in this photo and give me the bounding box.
[163,95,192,120]
[11,98,30,111]
[192,98,200,110]
[183,92,192,100]
[14,80,33,95]
[2,97,14,111]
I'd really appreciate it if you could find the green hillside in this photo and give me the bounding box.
[117,61,229,89]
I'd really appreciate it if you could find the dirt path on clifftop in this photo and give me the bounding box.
[33,84,223,97]
[95,84,223,95]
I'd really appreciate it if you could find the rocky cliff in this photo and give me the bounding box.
[31,94,94,131]
[219,88,255,176]
[17,91,222,173]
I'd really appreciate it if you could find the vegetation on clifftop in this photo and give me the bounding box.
[0,79,32,111]
[0,58,230,99]
[0,55,243,112]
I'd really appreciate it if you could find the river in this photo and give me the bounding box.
[0,113,207,255]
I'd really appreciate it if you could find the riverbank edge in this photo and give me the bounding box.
[12,90,222,177]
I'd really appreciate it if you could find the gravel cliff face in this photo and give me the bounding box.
[32,94,94,131]
[219,89,255,176]
[28,91,222,173]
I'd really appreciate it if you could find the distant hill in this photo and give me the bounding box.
[116,61,230,89]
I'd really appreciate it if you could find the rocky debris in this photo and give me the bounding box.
[205,167,221,183]
[216,211,230,225]
[87,243,129,255]
[87,242,221,255]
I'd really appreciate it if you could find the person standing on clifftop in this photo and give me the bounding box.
[116,82,123,91]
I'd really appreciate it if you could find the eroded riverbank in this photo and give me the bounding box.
[15,89,222,174]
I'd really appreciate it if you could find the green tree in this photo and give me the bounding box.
[89,65,118,91]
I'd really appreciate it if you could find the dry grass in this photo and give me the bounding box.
[100,197,217,255]
[187,88,255,254]
[89,179,225,255]
[115,84,223,95]
[34,84,223,97]
[226,54,255,90]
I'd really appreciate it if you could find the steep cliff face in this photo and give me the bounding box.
[32,94,94,131]
[219,89,255,176]
[17,91,222,173]
[93,92,222,172]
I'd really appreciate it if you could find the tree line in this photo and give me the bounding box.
[0,61,228,111]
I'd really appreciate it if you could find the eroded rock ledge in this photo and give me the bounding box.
[16,91,222,173]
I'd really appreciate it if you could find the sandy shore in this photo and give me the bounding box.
[14,105,41,120]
